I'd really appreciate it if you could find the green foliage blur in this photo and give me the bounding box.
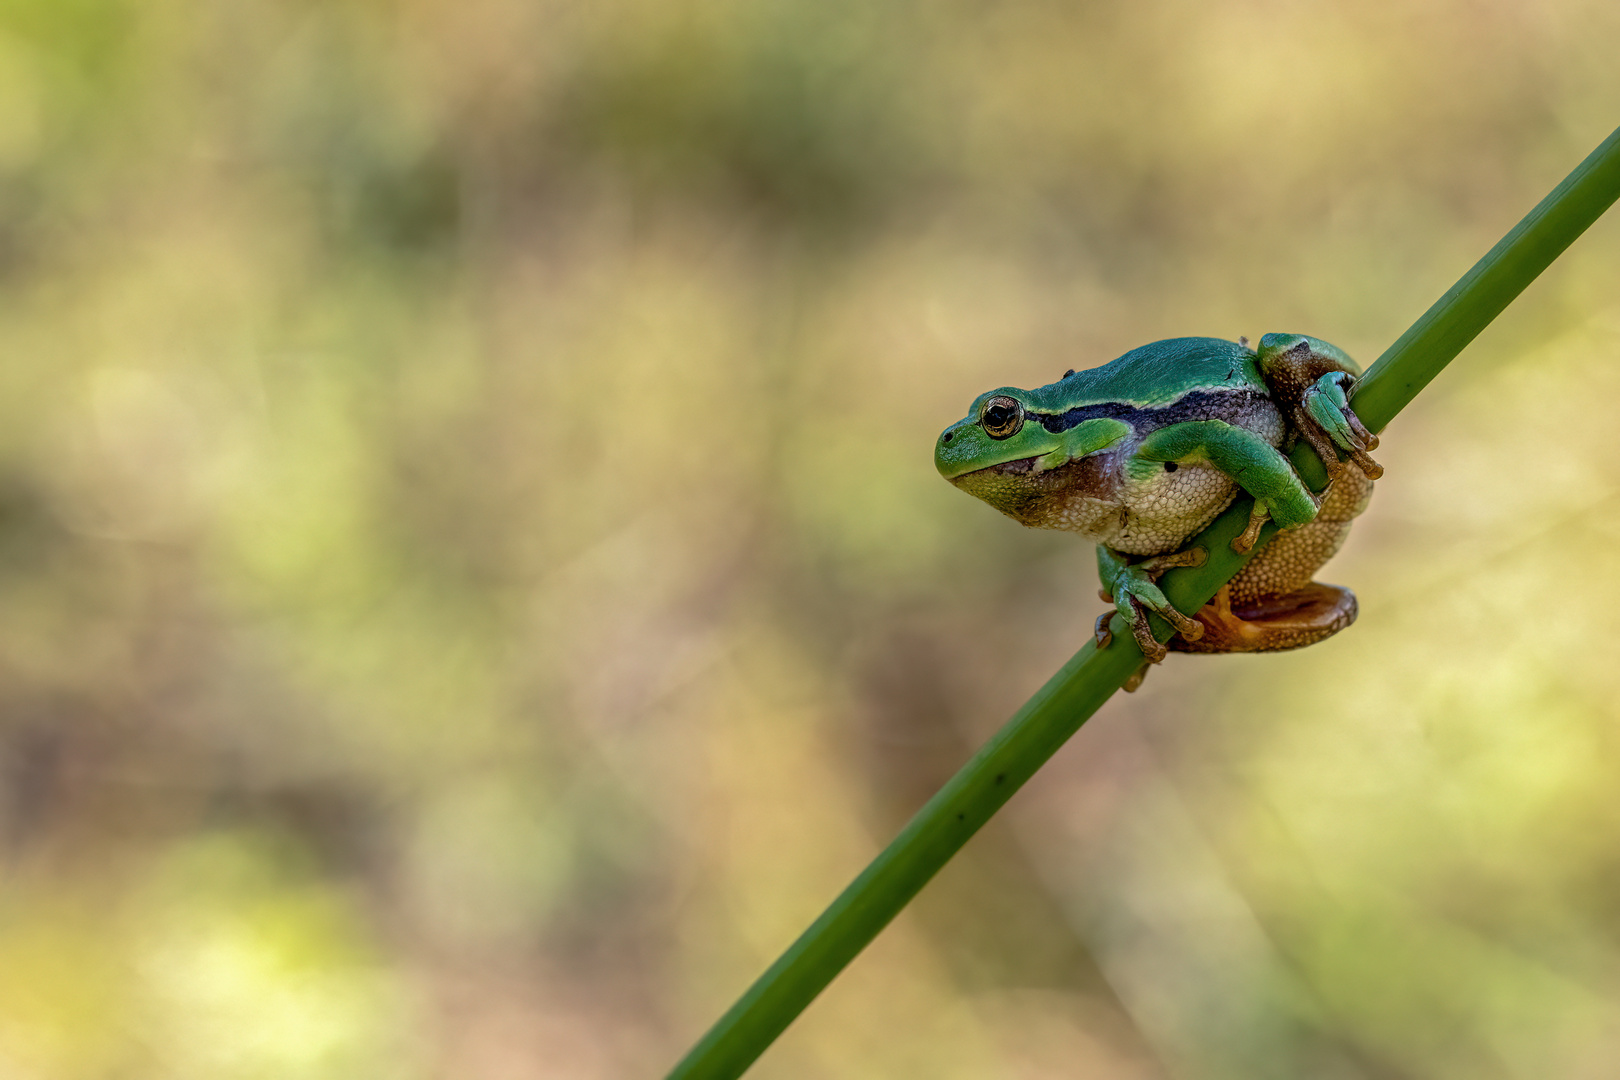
[0,1,1617,1077]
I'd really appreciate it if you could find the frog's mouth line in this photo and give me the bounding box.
[943,455,1041,483]
[939,454,1042,483]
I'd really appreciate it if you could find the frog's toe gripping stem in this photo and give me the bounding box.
[1118,591,1173,663]
[1301,372,1384,481]
[1232,502,1269,554]
[1098,548,1206,665]
[1231,485,1326,553]
[1134,548,1208,575]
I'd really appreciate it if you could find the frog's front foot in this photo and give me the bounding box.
[1173,582,1357,654]
[1230,483,1325,555]
[1099,549,1206,663]
[1301,371,1383,481]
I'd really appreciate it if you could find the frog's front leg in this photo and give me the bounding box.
[1095,544,1206,664]
[1135,419,1321,553]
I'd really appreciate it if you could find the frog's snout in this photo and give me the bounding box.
[934,419,977,479]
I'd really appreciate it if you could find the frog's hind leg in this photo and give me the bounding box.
[1172,469,1371,654]
[1255,334,1383,482]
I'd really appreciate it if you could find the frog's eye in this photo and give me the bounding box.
[980,395,1024,439]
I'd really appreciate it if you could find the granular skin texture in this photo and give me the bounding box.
[1229,466,1372,606]
[1170,466,1373,654]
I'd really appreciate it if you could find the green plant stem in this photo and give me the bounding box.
[667,123,1620,1080]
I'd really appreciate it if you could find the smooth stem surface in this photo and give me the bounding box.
[667,123,1620,1080]
[1352,123,1620,431]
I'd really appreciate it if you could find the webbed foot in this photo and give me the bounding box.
[1171,582,1357,654]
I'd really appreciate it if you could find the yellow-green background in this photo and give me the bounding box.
[0,1,1617,1077]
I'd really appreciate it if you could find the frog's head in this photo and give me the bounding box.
[935,388,1058,482]
[935,387,1122,522]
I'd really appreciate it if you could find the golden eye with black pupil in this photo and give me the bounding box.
[980,395,1024,439]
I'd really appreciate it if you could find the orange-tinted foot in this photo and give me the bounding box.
[1170,582,1357,654]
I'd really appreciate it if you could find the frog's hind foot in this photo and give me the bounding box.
[1171,583,1357,654]
[1300,372,1383,481]
[1254,334,1383,482]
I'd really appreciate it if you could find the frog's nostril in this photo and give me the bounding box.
[942,431,954,443]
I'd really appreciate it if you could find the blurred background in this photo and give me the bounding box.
[0,1,1617,1077]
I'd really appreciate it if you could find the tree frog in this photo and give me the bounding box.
[935,334,1382,687]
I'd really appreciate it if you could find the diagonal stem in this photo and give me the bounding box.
[667,123,1620,1080]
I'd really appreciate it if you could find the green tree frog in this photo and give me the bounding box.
[935,334,1382,686]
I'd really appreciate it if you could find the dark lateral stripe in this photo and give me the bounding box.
[1029,388,1268,435]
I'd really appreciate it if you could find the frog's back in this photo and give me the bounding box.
[1028,337,1264,410]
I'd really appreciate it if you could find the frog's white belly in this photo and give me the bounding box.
[1059,461,1238,555]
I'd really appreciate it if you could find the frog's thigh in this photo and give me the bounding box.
[1174,470,1374,654]
[1230,466,1372,605]
[1226,517,1351,606]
